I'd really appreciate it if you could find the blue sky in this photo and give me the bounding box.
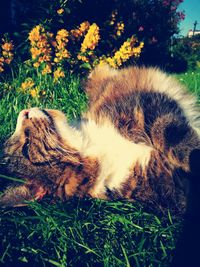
[179,0,200,36]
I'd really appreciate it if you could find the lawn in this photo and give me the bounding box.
[0,67,199,267]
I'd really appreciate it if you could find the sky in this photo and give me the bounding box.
[178,0,200,36]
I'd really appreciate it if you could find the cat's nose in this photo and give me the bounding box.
[13,108,50,136]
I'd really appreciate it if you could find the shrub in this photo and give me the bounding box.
[0,22,144,84]
[169,35,200,72]
[0,0,185,68]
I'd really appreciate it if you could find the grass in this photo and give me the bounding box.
[0,66,200,267]
[175,70,200,101]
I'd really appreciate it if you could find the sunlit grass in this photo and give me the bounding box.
[176,69,200,102]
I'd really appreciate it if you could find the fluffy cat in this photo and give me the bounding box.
[0,65,200,214]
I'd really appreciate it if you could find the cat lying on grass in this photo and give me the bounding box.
[0,65,200,215]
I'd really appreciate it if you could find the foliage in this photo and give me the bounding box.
[169,35,200,72]
[0,0,184,68]
[175,70,200,99]
[0,21,144,83]
[109,0,185,67]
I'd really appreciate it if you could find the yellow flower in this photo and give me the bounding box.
[105,57,116,68]
[57,8,64,15]
[28,25,42,45]
[116,22,124,36]
[33,62,40,68]
[77,54,89,62]
[55,49,70,63]
[53,68,65,82]
[80,21,90,34]
[40,90,46,96]
[54,29,70,63]
[30,87,39,98]
[30,47,41,60]
[109,10,118,25]
[56,29,69,41]
[54,57,59,63]
[81,23,100,52]
[42,64,52,75]
[29,25,53,69]
[102,37,144,68]
[21,78,35,91]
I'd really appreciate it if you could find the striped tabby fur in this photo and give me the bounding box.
[0,65,200,214]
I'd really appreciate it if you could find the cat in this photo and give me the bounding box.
[0,64,200,215]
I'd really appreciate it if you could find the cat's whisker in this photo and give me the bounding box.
[43,127,77,156]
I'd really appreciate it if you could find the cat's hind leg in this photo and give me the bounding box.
[151,114,200,173]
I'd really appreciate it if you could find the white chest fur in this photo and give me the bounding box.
[81,120,153,196]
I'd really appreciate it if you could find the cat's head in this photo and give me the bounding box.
[0,108,79,207]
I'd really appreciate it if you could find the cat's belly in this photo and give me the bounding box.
[80,119,153,198]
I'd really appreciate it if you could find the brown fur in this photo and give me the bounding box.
[0,65,200,215]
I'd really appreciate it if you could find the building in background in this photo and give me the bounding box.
[187,29,200,37]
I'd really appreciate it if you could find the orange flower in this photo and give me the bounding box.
[54,29,70,63]
[2,42,14,51]
[70,21,90,39]
[29,25,53,68]
[1,39,14,67]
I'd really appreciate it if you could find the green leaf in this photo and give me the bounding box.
[80,63,92,70]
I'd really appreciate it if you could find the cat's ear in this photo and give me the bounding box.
[0,182,47,207]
